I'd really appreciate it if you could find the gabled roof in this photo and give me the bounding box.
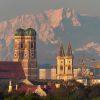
[0,61,25,79]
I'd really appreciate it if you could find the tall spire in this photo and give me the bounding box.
[58,43,65,57]
[66,42,72,56]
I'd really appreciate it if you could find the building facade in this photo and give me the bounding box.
[73,68,81,78]
[56,43,73,81]
[39,68,56,80]
[13,28,37,81]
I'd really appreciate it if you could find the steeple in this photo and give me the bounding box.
[57,42,73,81]
[66,42,72,56]
[58,43,65,57]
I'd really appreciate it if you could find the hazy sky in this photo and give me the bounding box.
[0,0,100,21]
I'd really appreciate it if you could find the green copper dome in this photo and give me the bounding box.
[25,28,36,36]
[15,28,36,36]
[15,28,25,36]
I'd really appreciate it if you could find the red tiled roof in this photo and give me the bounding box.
[0,61,25,79]
[18,84,37,92]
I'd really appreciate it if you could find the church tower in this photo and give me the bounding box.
[13,28,37,81]
[56,42,73,81]
[56,43,65,80]
[65,42,73,80]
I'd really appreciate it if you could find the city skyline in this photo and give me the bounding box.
[0,1,100,64]
[0,1,100,99]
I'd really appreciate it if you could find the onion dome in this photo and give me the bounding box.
[25,28,36,36]
[15,28,25,36]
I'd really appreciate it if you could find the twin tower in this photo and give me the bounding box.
[13,28,37,80]
[13,28,73,81]
[57,43,73,81]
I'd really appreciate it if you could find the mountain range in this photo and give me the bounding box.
[0,8,100,65]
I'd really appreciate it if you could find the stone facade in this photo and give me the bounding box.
[39,68,56,80]
[56,43,73,81]
[13,28,37,81]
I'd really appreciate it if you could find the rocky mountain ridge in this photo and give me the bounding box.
[0,8,100,64]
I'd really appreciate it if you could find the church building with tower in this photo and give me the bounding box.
[56,42,73,81]
[13,28,37,81]
[39,42,74,81]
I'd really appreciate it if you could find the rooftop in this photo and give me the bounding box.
[0,61,25,79]
[15,28,36,36]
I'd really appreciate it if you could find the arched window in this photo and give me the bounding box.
[31,42,33,48]
[60,66,63,70]
[61,61,63,63]
[68,61,70,63]
[68,66,71,70]
[21,43,24,48]
[14,53,17,57]
[24,53,27,57]
[31,53,34,58]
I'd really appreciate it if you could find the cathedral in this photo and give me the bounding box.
[13,28,37,81]
[56,42,73,81]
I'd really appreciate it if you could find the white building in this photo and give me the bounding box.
[73,68,81,78]
[39,68,56,80]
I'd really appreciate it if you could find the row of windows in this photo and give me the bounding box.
[15,42,35,49]
[21,43,34,49]
[60,66,71,70]
[60,61,71,63]
[14,53,35,58]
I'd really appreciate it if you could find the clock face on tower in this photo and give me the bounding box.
[24,53,27,58]
[14,53,17,58]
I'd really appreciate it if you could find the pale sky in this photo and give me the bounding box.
[0,0,100,21]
